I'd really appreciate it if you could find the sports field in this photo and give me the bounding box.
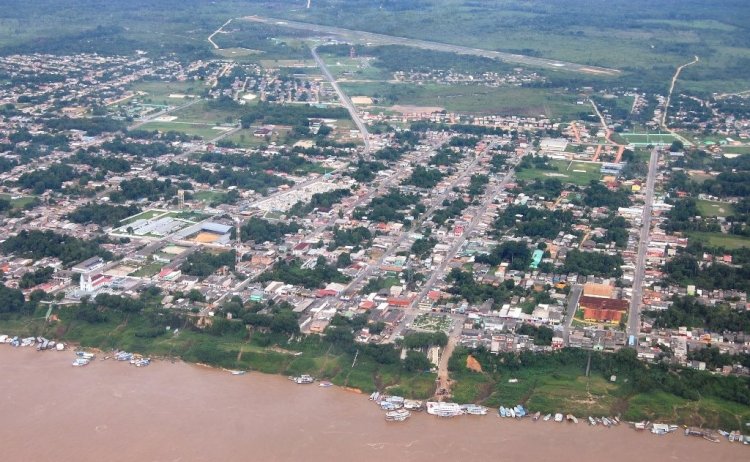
[619,132,679,146]
[516,160,602,185]
[696,199,735,217]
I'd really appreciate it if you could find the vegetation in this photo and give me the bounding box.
[180,250,235,278]
[563,249,624,277]
[257,257,350,289]
[19,267,54,289]
[67,203,141,227]
[240,218,301,244]
[449,347,750,428]
[1,230,112,265]
[288,189,351,217]
[646,296,750,333]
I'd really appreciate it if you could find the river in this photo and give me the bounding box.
[0,348,746,461]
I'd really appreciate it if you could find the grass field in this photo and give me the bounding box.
[688,232,750,250]
[696,199,736,217]
[120,209,166,225]
[722,146,750,155]
[339,82,582,119]
[171,100,244,125]
[0,193,37,210]
[130,81,205,106]
[130,261,166,278]
[516,159,601,185]
[138,121,230,140]
[619,132,679,146]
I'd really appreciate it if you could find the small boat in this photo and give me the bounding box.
[369,391,380,401]
[404,400,423,411]
[532,411,541,421]
[72,358,90,367]
[589,417,597,426]
[633,421,646,431]
[554,413,563,422]
[385,409,411,422]
[602,417,611,427]
[75,351,95,360]
[543,414,552,421]
[290,374,314,384]
[509,408,516,418]
[461,404,488,415]
[499,407,507,417]
[230,370,246,376]
[567,415,578,424]
[703,433,721,443]
[318,381,333,387]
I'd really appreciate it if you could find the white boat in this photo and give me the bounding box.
[385,409,411,422]
[508,408,516,418]
[230,370,246,376]
[72,358,90,367]
[403,400,423,410]
[499,407,507,417]
[290,374,314,384]
[589,417,597,426]
[426,402,463,417]
[76,351,95,360]
[318,381,333,387]
[461,404,488,415]
[369,391,380,401]
[567,415,578,424]
[55,343,64,351]
[554,413,563,422]
[532,411,541,421]
[543,414,552,421]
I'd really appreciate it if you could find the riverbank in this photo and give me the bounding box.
[1,347,748,462]
[3,313,750,431]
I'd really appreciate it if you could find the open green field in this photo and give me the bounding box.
[130,81,204,106]
[619,132,680,146]
[0,193,37,210]
[171,100,245,125]
[120,209,166,225]
[696,199,736,217]
[688,232,750,250]
[130,261,166,278]
[213,47,261,59]
[516,159,602,185]
[340,82,582,119]
[138,121,231,140]
[722,146,750,155]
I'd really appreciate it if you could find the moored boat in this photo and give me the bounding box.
[385,409,411,422]
[289,374,314,384]
[532,411,541,421]
[426,402,463,417]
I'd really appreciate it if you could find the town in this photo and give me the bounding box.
[1,11,749,435]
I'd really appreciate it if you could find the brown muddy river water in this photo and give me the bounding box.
[1,348,746,461]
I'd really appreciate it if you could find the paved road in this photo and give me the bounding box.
[627,148,659,337]
[310,46,371,153]
[244,15,620,76]
[562,284,583,345]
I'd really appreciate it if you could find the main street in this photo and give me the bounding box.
[627,148,659,338]
[561,284,583,345]
[310,46,371,153]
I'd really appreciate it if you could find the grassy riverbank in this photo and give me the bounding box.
[448,347,750,430]
[0,309,437,399]
[3,306,748,431]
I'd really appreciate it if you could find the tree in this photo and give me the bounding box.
[336,252,352,268]
[403,350,432,372]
